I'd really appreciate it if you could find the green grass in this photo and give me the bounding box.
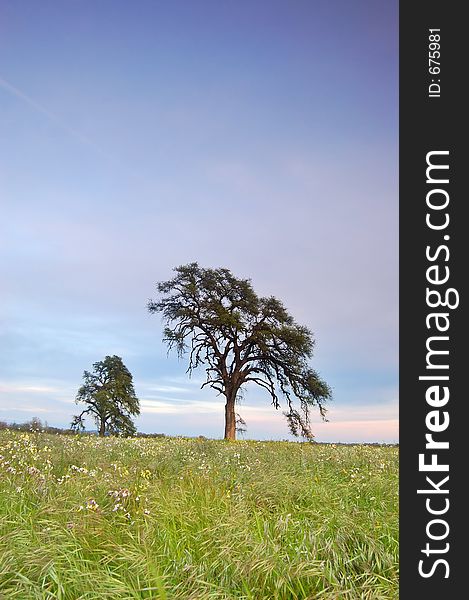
[0,431,398,599]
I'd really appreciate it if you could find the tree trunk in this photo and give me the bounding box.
[99,420,106,437]
[224,392,236,440]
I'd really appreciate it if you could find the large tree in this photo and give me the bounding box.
[71,355,140,437]
[148,263,331,440]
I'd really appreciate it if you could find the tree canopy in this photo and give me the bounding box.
[148,263,331,440]
[71,355,140,437]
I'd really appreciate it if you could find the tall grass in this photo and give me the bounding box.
[0,431,398,599]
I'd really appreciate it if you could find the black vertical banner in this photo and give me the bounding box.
[400,2,465,597]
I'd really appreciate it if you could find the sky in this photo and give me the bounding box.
[0,0,398,443]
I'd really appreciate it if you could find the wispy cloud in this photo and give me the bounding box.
[0,380,75,401]
[312,419,398,443]
[0,405,51,415]
[140,399,222,414]
[0,383,58,394]
[0,75,150,187]
[0,76,111,158]
[138,384,195,395]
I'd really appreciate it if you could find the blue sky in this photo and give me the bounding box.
[0,0,398,442]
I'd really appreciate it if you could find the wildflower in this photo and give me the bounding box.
[86,499,99,512]
[107,488,131,500]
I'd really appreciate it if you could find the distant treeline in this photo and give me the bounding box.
[0,417,166,438]
[0,417,398,446]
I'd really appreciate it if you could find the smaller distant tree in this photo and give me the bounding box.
[72,355,140,437]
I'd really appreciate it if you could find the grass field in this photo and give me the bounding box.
[0,431,398,599]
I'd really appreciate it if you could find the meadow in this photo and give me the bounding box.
[0,431,398,599]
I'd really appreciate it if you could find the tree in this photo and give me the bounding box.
[148,263,331,440]
[72,355,140,437]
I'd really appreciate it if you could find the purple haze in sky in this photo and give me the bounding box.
[0,0,398,442]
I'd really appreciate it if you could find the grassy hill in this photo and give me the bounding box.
[0,431,398,599]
